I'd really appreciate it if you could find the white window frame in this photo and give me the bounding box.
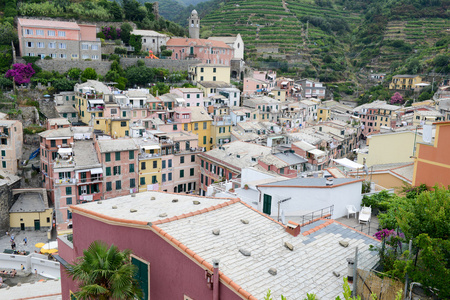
[58,31,66,37]
[59,43,66,49]
[26,42,34,48]
[36,29,44,36]
[50,53,57,58]
[71,54,78,58]
[91,55,99,60]
[91,45,98,50]
[48,42,56,49]
[37,42,45,48]
[27,53,35,57]
[60,54,67,59]
[82,55,89,59]
[25,29,33,35]
[81,44,89,50]
[48,30,55,36]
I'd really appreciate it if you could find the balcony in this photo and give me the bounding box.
[87,106,104,112]
[54,178,76,186]
[174,147,202,155]
[212,116,232,126]
[78,176,103,184]
[139,152,161,160]
[0,132,9,138]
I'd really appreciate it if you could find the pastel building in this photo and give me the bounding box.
[17,18,100,60]
[166,38,234,66]
[297,79,326,99]
[0,120,23,175]
[58,191,379,300]
[208,34,244,60]
[189,64,231,84]
[131,30,169,54]
[171,88,204,107]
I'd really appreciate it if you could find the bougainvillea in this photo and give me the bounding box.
[390,92,404,105]
[101,26,121,40]
[5,63,35,84]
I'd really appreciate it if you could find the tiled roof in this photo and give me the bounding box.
[73,140,102,169]
[167,38,231,49]
[208,36,239,44]
[292,140,316,151]
[47,117,71,125]
[131,30,168,37]
[198,81,232,88]
[258,177,361,188]
[38,127,73,138]
[18,18,80,30]
[189,106,213,122]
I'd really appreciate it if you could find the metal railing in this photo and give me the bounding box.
[297,205,334,225]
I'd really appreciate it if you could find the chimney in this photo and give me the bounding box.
[286,221,300,237]
[213,259,220,300]
[326,178,334,186]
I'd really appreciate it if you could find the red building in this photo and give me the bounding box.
[57,191,380,300]
[413,121,450,187]
[167,38,234,66]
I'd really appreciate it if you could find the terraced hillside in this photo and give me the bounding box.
[202,0,361,56]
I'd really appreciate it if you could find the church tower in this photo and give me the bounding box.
[188,10,200,39]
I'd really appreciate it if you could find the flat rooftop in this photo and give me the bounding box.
[258,177,360,187]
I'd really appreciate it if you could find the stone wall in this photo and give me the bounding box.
[35,58,202,75]
[0,180,21,234]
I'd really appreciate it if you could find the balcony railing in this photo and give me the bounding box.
[78,176,103,184]
[87,106,104,112]
[139,153,161,159]
[174,147,202,155]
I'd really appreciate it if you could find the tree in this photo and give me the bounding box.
[110,1,123,20]
[120,23,133,44]
[5,63,35,84]
[0,22,18,46]
[53,78,75,91]
[67,68,82,81]
[129,34,142,54]
[390,92,403,105]
[81,68,98,82]
[67,241,143,300]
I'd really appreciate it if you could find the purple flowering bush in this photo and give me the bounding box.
[102,26,121,40]
[5,63,35,84]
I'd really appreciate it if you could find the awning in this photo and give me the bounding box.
[90,167,103,174]
[307,148,326,156]
[281,81,288,85]
[176,98,185,102]
[143,145,161,150]
[88,99,104,105]
[57,148,72,155]
[333,158,363,170]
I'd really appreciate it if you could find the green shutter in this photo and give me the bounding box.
[130,164,135,172]
[129,150,134,159]
[263,194,272,215]
[106,167,111,176]
[115,152,120,161]
[131,257,148,300]
[105,153,110,162]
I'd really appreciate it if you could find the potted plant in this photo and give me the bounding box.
[244,184,249,190]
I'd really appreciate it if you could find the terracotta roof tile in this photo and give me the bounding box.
[167,38,232,49]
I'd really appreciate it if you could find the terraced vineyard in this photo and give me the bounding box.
[202,0,362,56]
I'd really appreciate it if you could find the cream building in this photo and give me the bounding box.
[189,64,230,84]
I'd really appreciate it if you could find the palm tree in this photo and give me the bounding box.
[67,240,143,300]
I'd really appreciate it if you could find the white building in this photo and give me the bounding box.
[131,29,169,54]
[208,34,244,60]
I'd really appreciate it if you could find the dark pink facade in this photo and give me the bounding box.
[59,213,242,300]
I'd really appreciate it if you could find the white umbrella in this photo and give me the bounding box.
[41,241,58,250]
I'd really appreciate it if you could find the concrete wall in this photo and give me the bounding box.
[35,58,201,76]
[0,253,60,279]
[0,180,21,234]
[257,181,363,219]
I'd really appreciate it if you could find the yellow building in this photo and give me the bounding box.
[317,107,330,122]
[357,130,424,167]
[211,115,232,146]
[412,109,444,126]
[271,87,287,102]
[74,81,110,125]
[94,118,130,138]
[9,189,53,231]
[389,75,422,90]
[187,107,213,150]
[190,64,231,84]
[197,81,232,97]
[135,141,162,192]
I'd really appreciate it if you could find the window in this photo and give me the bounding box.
[206,162,209,170]
[162,160,166,169]
[162,174,166,182]
[194,123,199,130]
[68,211,72,219]
[113,166,121,175]
[66,197,72,205]
[59,43,66,49]
[213,76,216,81]
[180,170,184,178]
[58,31,66,37]
[213,67,216,73]
[48,30,55,36]
[130,178,135,188]
[106,167,111,176]
[152,176,157,184]
[105,153,111,162]
[187,94,190,99]
[140,177,146,185]
[106,182,112,191]
[129,150,134,159]
[50,140,56,147]
[82,55,89,59]
[92,45,98,50]
[201,160,204,168]
[25,29,33,35]
[0,150,4,156]
[92,55,99,60]
[203,136,206,144]
[173,124,177,131]
[168,159,172,168]
[116,180,122,190]
[121,121,127,127]
[191,155,195,162]
[129,163,135,173]
[200,76,204,81]
[141,162,146,170]
[184,124,188,131]
[201,67,204,72]
[66,187,72,195]
[37,42,44,48]
[60,53,67,59]
[81,44,89,50]
[168,173,172,181]
[153,161,157,168]
[201,174,204,184]
[115,152,120,161]
[26,42,34,48]
[190,168,194,176]
[180,156,185,164]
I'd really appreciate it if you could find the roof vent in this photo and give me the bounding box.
[286,221,300,237]
[130,209,137,213]
[284,242,294,251]
[326,178,334,186]
[193,200,201,205]
[212,229,220,235]
[172,199,178,203]
[112,206,117,209]
[151,197,156,200]
[97,201,102,204]
[268,268,277,275]
[240,219,249,224]
[131,194,136,197]
[239,248,251,256]
[159,213,167,218]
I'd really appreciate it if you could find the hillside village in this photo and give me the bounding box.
[0,3,449,300]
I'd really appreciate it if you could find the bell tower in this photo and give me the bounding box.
[188,10,200,39]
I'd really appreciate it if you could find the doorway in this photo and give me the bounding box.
[34,220,40,230]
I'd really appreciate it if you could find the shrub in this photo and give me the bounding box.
[114,47,127,55]
[44,56,52,60]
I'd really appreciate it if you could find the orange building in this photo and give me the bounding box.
[413,122,450,187]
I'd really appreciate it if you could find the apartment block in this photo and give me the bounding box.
[17,18,100,60]
[0,120,23,174]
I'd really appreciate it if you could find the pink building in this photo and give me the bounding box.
[57,191,379,299]
[243,77,268,96]
[166,38,233,66]
[95,138,139,199]
[171,88,204,107]
[17,18,100,60]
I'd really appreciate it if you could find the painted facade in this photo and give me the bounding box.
[167,38,233,66]
[0,120,23,175]
[189,64,231,84]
